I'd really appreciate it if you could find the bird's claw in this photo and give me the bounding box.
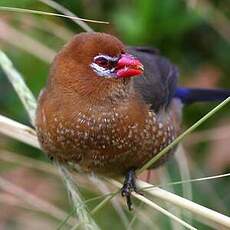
[121,169,143,210]
[121,182,134,210]
[48,155,54,161]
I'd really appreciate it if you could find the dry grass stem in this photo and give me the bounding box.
[188,160,228,213]
[133,193,197,230]
[175,146,193,222]
[0,115,39,148]
[137,180,230,229]
[175,145,193,202]
[110,180,198,229]
[159,167,184,230]
[0,21,56,63]
[127,203,159,230]
[88,175,129,228]
[0,149,101,191]
[0,176,76,226]
[19,15,74,41]
[0,149,58,175]
[134,208,161,229]
[157,172,230,188]
[0,193,42,212]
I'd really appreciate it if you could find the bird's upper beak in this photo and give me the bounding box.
[115,53,144,78]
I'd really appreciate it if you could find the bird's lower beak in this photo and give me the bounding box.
[116,54,144,78]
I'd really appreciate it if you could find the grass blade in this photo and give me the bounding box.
[0,7,109,25]
[0,50,37,124]
[57,163,100,230]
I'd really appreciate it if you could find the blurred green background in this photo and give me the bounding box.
[0,0,229,229]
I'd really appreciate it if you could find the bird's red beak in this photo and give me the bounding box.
[116,53,144,78]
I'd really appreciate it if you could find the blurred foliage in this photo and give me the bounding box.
[0,0,229,229]
[0,0,32,7]
[114,0,201,41]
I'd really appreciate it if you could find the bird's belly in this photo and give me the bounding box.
[80,124,176,176]
[78,138,176,176]
[36,105,178,176]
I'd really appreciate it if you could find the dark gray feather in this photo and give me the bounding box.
[127,46,179,112]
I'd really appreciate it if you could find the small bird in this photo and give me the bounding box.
[36,32,230,209]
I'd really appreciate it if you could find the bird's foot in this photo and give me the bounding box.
[121,169,143,210]
[48,154,54,161]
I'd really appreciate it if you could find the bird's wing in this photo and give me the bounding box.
[127,46,179,112]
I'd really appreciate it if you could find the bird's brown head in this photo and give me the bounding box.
[47,32,144,101]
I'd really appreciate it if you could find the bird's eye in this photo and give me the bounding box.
[94,56,109,68]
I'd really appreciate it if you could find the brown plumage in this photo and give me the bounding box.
[36,32,182,209]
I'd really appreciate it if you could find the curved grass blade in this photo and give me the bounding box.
[0,50,37,125]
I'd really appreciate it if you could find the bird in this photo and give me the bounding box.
[35,32,230,210]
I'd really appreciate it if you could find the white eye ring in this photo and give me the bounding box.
[90,54,120,78]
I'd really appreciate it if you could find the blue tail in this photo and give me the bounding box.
[175,87,230,104]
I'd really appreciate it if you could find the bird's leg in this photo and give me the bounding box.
[121,169,142,210]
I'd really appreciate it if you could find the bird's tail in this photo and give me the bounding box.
[175,87,230,104]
